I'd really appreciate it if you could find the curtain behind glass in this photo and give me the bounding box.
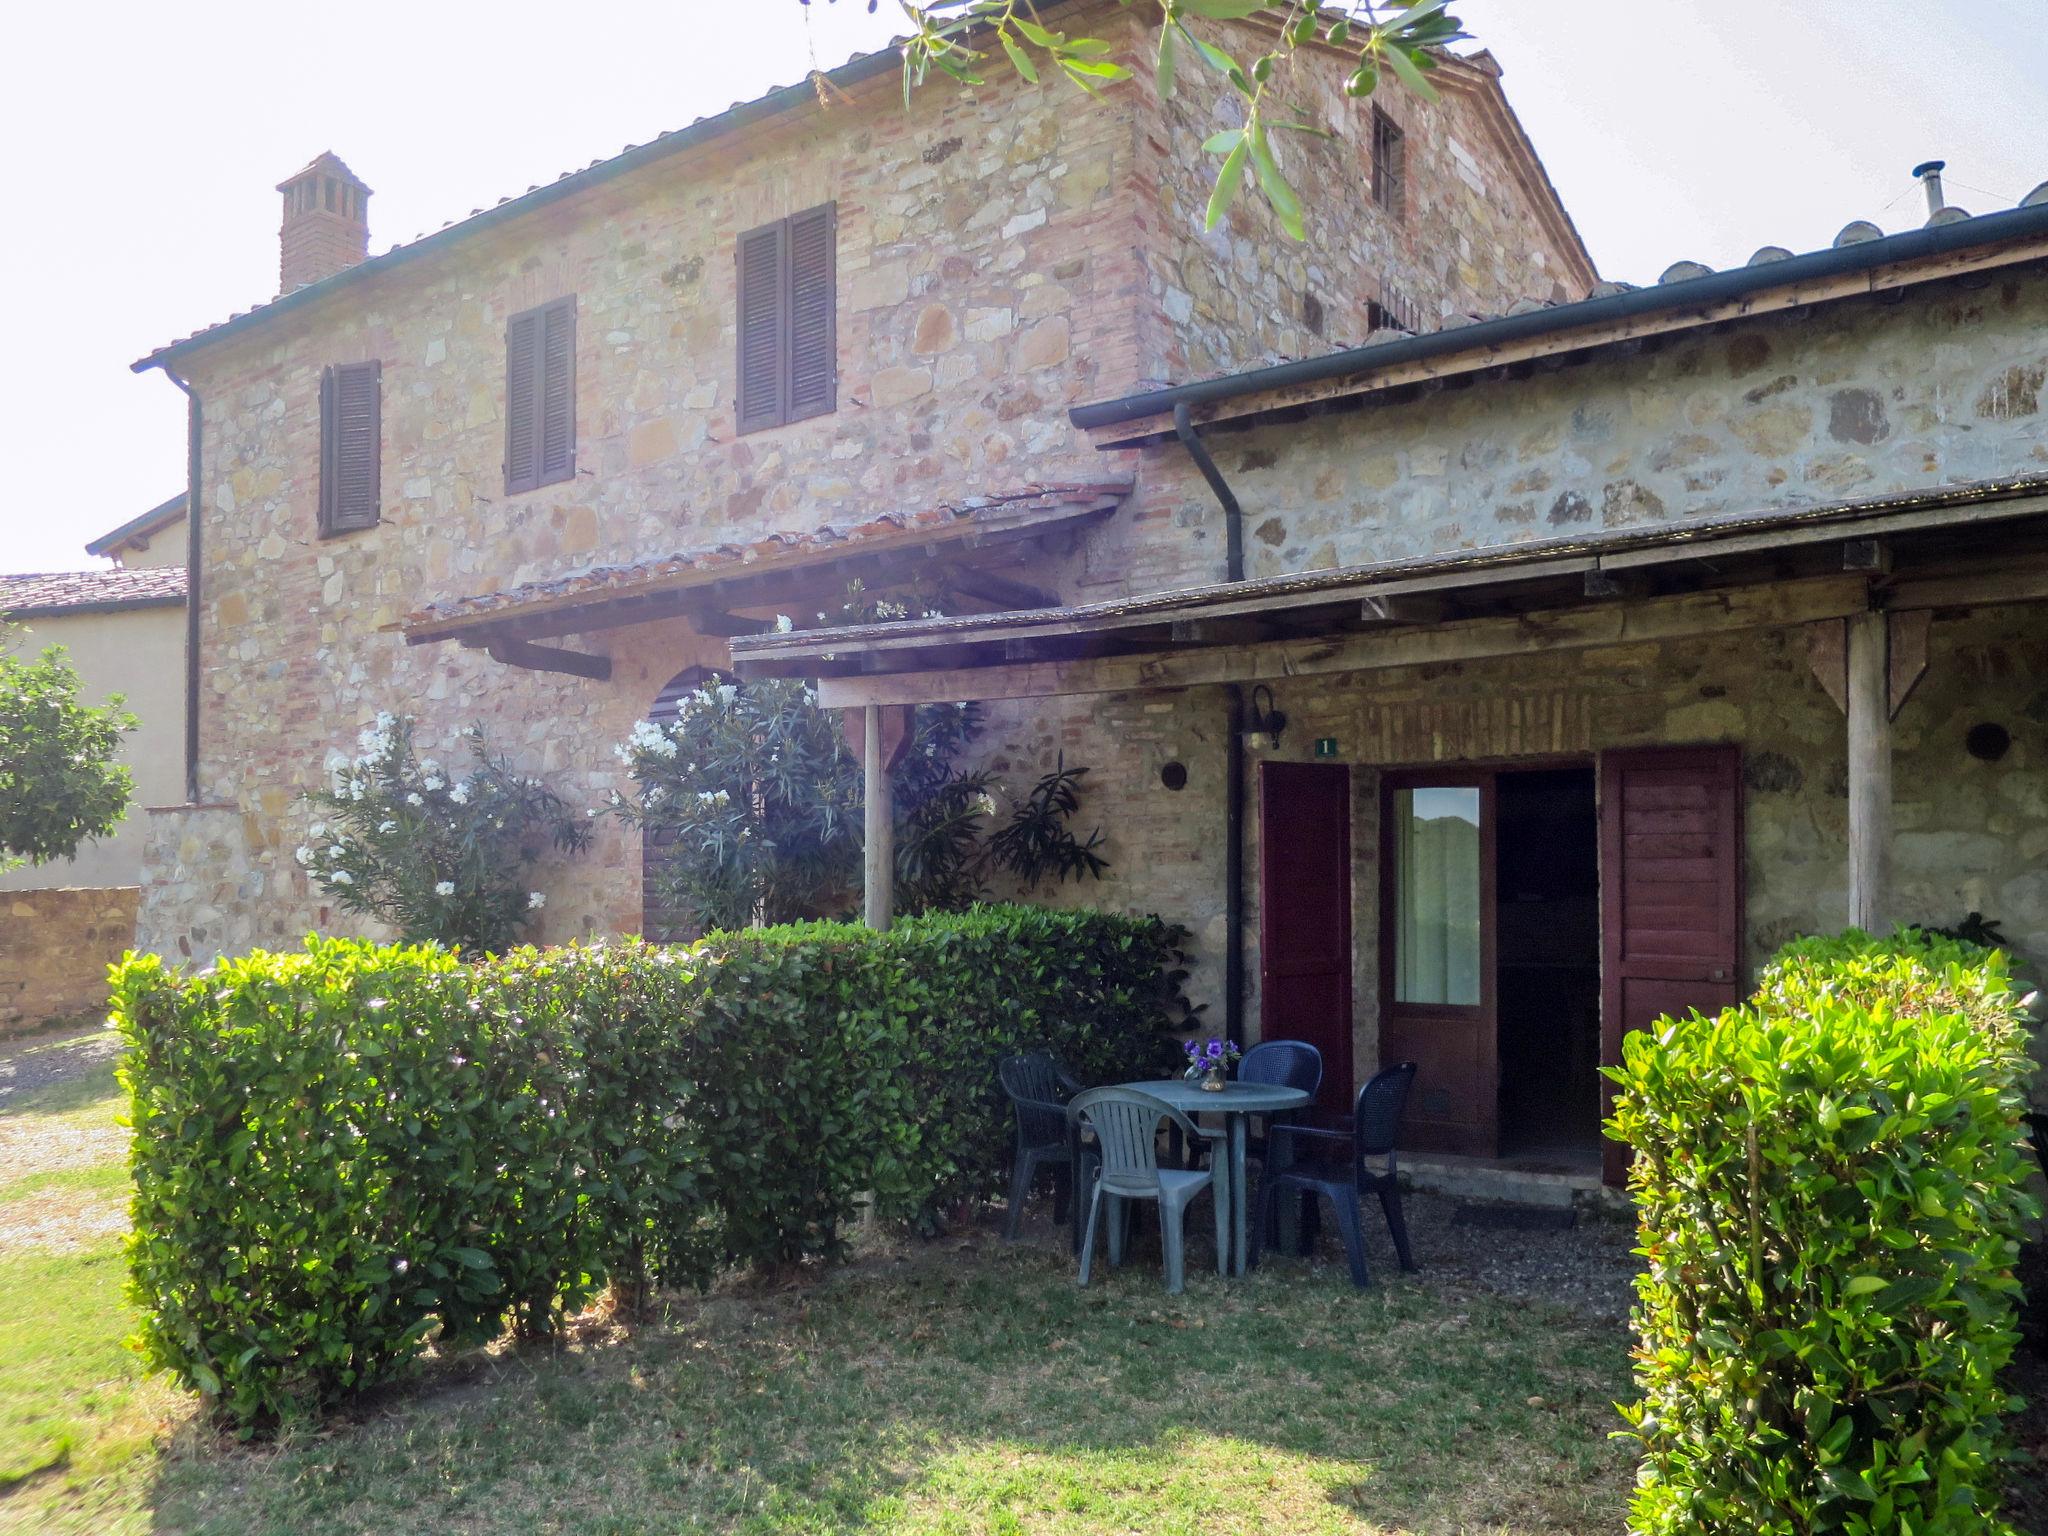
[1393,786,1482,1006]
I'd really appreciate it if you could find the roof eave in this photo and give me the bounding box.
[1069,201,2048,438]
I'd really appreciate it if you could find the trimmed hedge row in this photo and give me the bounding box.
[114,905,1188,1429]
[1609,928,2038,1536]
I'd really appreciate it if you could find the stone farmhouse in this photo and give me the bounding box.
[134,8,2046,1188]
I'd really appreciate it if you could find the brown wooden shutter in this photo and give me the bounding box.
[537,297,576,487]
[505,306,542,493]
[786,202,837,423]
[318,360,381,536]
[505,296,575,493]
[736,219,788,432]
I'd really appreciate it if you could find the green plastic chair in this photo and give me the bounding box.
[1066,1088,1229,1295]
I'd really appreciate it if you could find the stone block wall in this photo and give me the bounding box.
[0,887,140,1035]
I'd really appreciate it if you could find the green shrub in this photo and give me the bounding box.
[1609,928,2038,1535]
[114,905,1187,1429]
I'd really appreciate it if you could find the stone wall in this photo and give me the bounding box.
[1146,40,1591,383]
[0,886,139,1034]
[140,5,1590,967]
[0,601,186,894]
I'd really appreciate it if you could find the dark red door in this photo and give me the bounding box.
[1599,745,1744,1184]
[1258,761,1353,1113]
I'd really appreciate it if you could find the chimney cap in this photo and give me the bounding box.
[277,150,373,198]
[1911,159,1947,180]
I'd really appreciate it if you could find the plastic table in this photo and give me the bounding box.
[1112,1078,1312,1275]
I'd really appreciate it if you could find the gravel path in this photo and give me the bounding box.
[0,1022,121,1112]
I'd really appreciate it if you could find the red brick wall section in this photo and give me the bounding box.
[0,887,139,1036]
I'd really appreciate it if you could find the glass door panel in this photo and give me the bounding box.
[1392,785,1483,1006]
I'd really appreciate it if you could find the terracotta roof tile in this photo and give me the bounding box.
[0,567,187,618]
[401,482,1128,640]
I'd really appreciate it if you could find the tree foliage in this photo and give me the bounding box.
[298,714,591,955]
[821,0,1466,239]
[611,672,1108,933]
[0,626,138,870]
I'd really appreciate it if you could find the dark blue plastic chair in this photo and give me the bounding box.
[1181,1038,1322,1171]
[998,1052,1084,1241]
[1250,1062,1418,1289]
[1067,1087,1228,1294]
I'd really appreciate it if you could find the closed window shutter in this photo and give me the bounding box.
[538,297,576,487]
[319,360,381,535]
[736,220,788,431]
[505,307,541,493]
[786,203,837,422]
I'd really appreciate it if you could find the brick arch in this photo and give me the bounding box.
[641,667,714,943]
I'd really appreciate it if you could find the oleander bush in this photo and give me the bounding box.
[1609,928,2038,1536]
[113,905,1187,1430]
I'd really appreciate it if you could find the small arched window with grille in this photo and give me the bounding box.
[641,667,713,944]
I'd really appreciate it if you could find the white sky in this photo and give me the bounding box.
[1,0,2041,575]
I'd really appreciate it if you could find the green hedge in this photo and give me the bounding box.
[1609,929,2038,1535]
[114,905,1188,1429]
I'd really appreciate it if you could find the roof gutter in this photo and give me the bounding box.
[1070,200,2048,432]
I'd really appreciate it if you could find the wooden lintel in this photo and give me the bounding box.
[484,639,612,681]
[814,573,1875,709]
[1882,559,2048,613]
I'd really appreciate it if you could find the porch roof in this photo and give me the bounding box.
[729,473,2048,708]
[397,482,1127,648]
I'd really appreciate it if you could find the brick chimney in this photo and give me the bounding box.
[276,152,372,293]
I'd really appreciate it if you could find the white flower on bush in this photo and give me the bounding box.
[773,613,794,633]
[422,775,444,792]
[448,782,470,805]
[294,846,313,865]
[331,870,354,886]
[528,892,546,910]
[406,792,424,807]
[434,881,456,897]
[307,821,327,838]
[378,820,397,834]
[715,683,738,705]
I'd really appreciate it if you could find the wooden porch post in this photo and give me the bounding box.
[1845,609,1891,931]
[861,702,894,931]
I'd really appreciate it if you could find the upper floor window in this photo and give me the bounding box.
[736,203,837,433]
[505,296,576,494]
[1371,108,1406,220]
[318,360,381,537]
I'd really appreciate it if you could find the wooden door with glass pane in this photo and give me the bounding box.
[1378,773,1498,1156]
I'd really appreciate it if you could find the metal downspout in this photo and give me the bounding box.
[161,368,202,803]
[1174,404,1247,1040]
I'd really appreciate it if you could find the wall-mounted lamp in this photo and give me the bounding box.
[1241,684,1288,752]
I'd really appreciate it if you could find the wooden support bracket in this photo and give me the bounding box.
[482,639,613,681]
[1806,609,1932,720]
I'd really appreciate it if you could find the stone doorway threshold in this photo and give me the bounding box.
[1400,1148,1628,1215]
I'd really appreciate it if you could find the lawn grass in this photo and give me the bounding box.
[0,1053,184,1535]
[2,1040,1637,1534]
[144,1246,1633,1535]
[12,1029,2048,1533]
